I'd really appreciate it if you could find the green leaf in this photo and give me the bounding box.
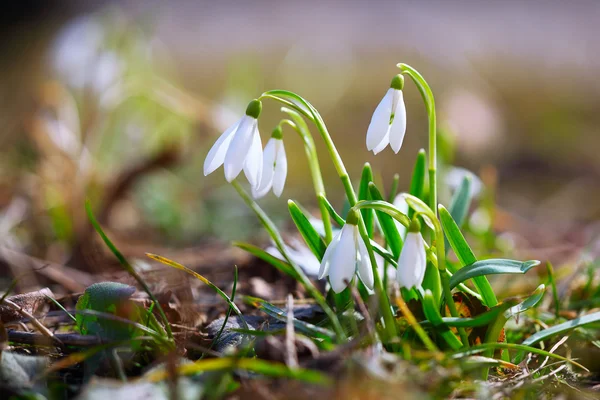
[423,300,517,329]
[409,149,427,204]
[318,195,345,227]
[504,284,545,319]
[233,242,299,280]
[368,183,402,258]
[245,296,336,341]
[422,290,463,350]
[76,282,136,338]
[358,163,375,238]
[439,205,498,307]
[445,175,473,254]
[288,200,327,259]
[449,259,539,291]
[522,311,600,347]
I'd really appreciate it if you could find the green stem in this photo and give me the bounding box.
[397,64,437,213]
[231,180,346,341]
[279,115,332,243]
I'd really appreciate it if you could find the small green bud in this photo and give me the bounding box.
[245,99,262,119]
[346,209,360,226]
[390,74,404,91]
[271,125,283,139]
[408,217,421,233]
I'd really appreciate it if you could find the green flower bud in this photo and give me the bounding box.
[390,74,404,91]
[271,125,283,139]
[346,209,360,226]
[245,99,262,119]
[408,217,421,233]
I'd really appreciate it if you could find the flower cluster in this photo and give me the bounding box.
[203,99,288,199]
[204,71,427,295]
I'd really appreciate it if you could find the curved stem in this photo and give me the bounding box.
[279,115,332,243]
[397,64,437,213]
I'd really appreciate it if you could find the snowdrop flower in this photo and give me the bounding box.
[397,219,427,289]
[366,75,407,155]
[318,211,374,293]
[252,126,287,198]
[203,100,263,188]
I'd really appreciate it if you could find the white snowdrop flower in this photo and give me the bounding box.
[318,211,374,293]
[252,126,287,199]
[203,100,263,188]
[366,75,407,155]
[396,219,427,290]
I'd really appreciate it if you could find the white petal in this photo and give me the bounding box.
[366,89,394,151]
[392,194,410,238]
[329,224,358,293]
[251,137,275,198]
[272,139,287,197]
[355,229,374,291]
[242,123,263,188]
[372,132,389,155]
[397,232,427,289]
[203,118,241,176]
[224,117,255,182]
[389,90,407,153]
[318,228,343,279]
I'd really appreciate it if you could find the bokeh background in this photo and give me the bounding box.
[1,1,599,286]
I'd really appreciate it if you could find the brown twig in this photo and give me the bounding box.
[285,294,298,368]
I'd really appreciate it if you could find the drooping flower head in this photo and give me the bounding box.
[396,218,427,290]
[252,126,288,199]
[366,74,407,155]
[204,99,263,188]
[318,210,374,293]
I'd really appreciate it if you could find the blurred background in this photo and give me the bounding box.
[1,1,599,290]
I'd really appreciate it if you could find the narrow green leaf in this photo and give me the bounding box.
[387,174,400,203]
[445,176,472,254]
[439,205,498,307]
[422,290,463,350]
[452,343,588,372]
[422,300,517,329]
[368,183,402,258]
[358,163,375,237]
[409,149,427,203]
[288,200,327,259]
[523,311,600,347]
[85,200,174,340]
[233,242,298,280]
[318,195,345,227]
[353,201,410,230]
[449,259,540,291]
[504,284,545,319]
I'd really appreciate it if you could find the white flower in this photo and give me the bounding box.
[203,100,263,188]
[396,230,427,290]
[266,238,320,277]
[318,215,374,293]
[252,134,287,199]
[366,75,407,155]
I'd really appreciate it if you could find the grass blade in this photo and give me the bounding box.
[233,242,299,280]
[146,253,249,330]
